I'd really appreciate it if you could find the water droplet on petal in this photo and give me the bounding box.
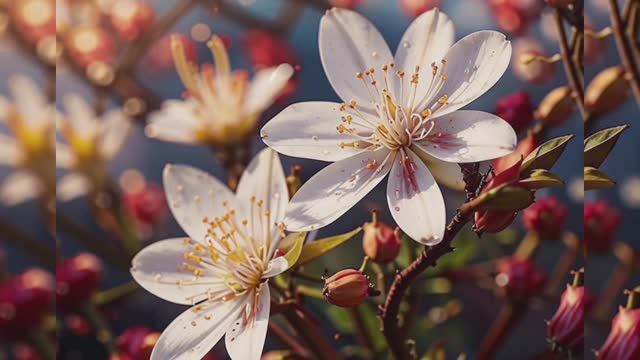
[372,51,378,58]
[312,136,319,141]
[322,150,330,155]
[402,41,411,48]
[394,206,400,212]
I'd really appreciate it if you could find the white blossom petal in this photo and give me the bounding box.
[393,9,454,107]
[146,100,201,144]
[412,148,465,191]
[163,164,242,243]
[244,64,294,115]
[416,30,512,117]
[415,110,516,163]
[100,109,132,159]
[262,256,289,278]
[225,285,270,360]
[57,173,91,201]
[284,149,395,232]
[56,142,74,169]
[0,171,41,205]
[131,238,223,305]
[0,134,20,166]
[261,102,367,162]
[151,297,245,360]
[319,8,393,111]
[9,75,50,128]
[387,148,445,245]
[63,94,99,136]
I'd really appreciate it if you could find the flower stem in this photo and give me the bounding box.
[350,307,375,351]
[380,163,482,359]
[609,0,640,107]
[268,320,313,359]
[553,9,586,120]
[476,303,527,360]
[281,307,344,360]
[0,217,55,269]
[92,281,140,306]
[27,330,55,360]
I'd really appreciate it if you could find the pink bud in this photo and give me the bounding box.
[475,159,524,233]
[12,343,41,360]
[56,253,104,309]
[323,269,371,307]
[523,197,568,239]
[110,0,156,41]
[399,0,440,18]
[496,91,534,133]
[597,308,640,359]
[0,268,54,338]
[584,201,621,253]
[495,257,546,301]
[492,134,538,174]
[116,326,161,360]
[492,3,530,35]
[362,212,402,263]
[123,182,167,226]
[548,285,592,352]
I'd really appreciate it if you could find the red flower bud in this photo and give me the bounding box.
[65,26,117,67]
[12,343,41,360]
[523,197,568,239]
[475,159,523,233]
[362,211,402,263]
[399,0,440,18]
[584,200,621,253]
[330,0,363,9]
[548,284,592,352]
[496,91,534,133]
[116,326,161,360]
[493,3,529,35]
[123,182,167,226]
[323,269,371,307]
[65,313,91,336]
[110,0,156,41]
[0,268,54,338]
[597,307,640,359]
[56,253,104,309]
[492,133,538,174]
[495,257,546,301]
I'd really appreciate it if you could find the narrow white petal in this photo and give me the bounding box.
[56,173,91,201]
[9,75,50,128]
[131,238,221,305]
[417,31,512,117]
[225,285,270,360]
[415,110,516,163]
[0,134,20,166]
[146,100,200,144]
[63,94,99,136]
[244,64,294,115]
[387,148,445,245]
[0,171,41,205]
[393,9,454,107]
[261,102,368,162]
[151,298,245,360]
[284,150,395,232]
[163,164,242,243]
[56,142,75,169]
[319,8,393,110]
[100,109,132,159]
[0,95,10,120]
[262,256,289,278]
[412,147,465,191]
[236,148,288,224]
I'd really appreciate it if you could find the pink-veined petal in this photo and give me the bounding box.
[284,149,395,232]
[225,284,270,360]
[387,148,445,245]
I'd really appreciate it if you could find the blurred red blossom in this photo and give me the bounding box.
[0,268,53,338]
[584,200,621,254]
[597,307,640,359]
[10,0,56,45]
[115,326,160,360]
[523,197,568,239]
[56,253,104,310]
[12,343,41,360]
[495,256,546,301]
[110,0,155,41]
[65,26,117,67]
[330,0,364,9]
[548,284,592,352]
[496,91,535,133]
[399,0,440,18]
[489,0,543,35]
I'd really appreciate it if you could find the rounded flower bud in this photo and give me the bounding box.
[0,268,54,338]
[362,211,402,263]
[116,326,161,360]
[495,91,534,133]
[548,284,591,352]
[585,66,629,116]
[110,0,155,41]
[123,181,167,226]
[523,197,568,239]
[513,38,555,84]
[597,307,640,359]
[585,201,621,254]
[535,86,575,128]
[475,159,524,233]
[56,253,104,309]
[400,0,440,18]
[495,257,546,301]
[493,133,538,174]
[12,343,41,360]
[323,269,371,307]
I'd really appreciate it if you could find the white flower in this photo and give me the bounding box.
[145,35,294,147]
[56,94,131,201]
[0,75,55,205]
[261,8,516,245]
[131,148,290,360]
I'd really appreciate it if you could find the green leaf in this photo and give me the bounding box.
[584,125,628,168]
[521,135,574,175]
[584,166,616,190]
[518,169,564,189]
[279,232,306,268]
[479,185,535,211]
[297,227,362,266]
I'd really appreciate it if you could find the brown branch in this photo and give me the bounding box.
[0,218,55,269]
[268,321,313,359]
[553,9,586,120]
[281,307,344,360]
[350,307,375,351]
[610,0,640,107]
[476,303,527,360]
[380,163,482,359]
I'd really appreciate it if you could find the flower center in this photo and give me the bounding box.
[336,61,451,152]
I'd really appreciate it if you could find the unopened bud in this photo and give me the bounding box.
[548,280,591,353]
[535,86,575,128]
[584,200,621,254]
[495,91,534,133]
[116,326,161,360]
[523,197,568,239]
[495,257,546,301]
[585,66,628,116]
[56,253,104,310]
[362,211,402,263]
[597,307,640,359]
[475,159,525,233]
[323,269,372,307]
[493,134,538,174]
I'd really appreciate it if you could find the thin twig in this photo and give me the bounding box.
[0,218,55,269]
[281,307,344,360]
[609,0,640,107]
[268,320,313,359]
[476,303,527,360]
[553,10,586,120]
